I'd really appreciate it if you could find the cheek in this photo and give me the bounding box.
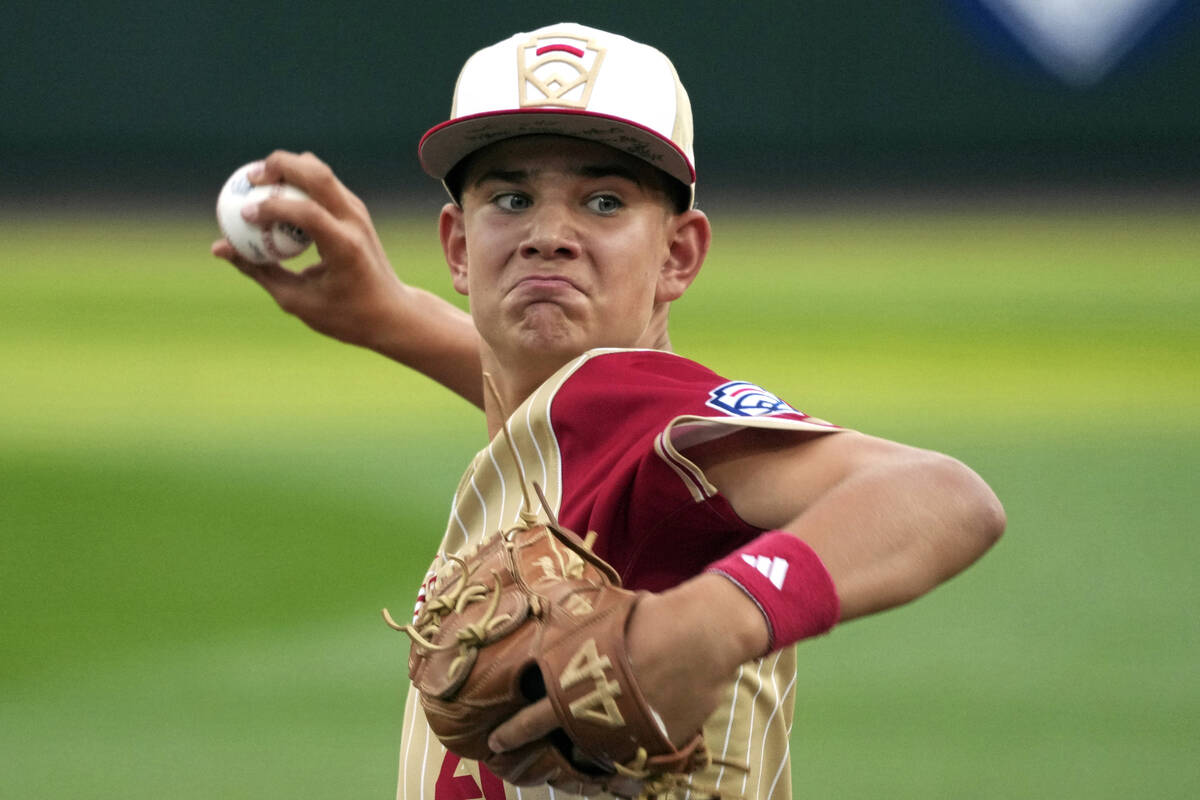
[615,229,669,297]
[457,227,507,295]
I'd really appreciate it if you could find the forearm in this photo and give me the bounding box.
[366,283,484,408]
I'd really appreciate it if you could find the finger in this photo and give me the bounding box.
[260,150,364,220]
[211,237,237,259]
[245,191,363,265]
[487,698,558,754]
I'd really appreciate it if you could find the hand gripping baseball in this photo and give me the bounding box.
[211,151,482,405]
[212,152,402,342]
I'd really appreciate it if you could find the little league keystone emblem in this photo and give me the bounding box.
[517,31,606,108]
[706,381,802,418]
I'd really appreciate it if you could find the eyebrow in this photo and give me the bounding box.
[470,163,646,190]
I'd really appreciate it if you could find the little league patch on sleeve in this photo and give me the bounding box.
[706,381,809,418]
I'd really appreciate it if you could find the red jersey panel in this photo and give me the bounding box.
[548,349,829,591]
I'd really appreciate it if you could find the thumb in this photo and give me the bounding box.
[488,697,558,754]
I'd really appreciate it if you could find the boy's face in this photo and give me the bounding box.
[442,136,688,370]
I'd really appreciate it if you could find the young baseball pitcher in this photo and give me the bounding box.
[213,22,1005,800]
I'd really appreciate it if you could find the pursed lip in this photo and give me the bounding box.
[509,273,584,296]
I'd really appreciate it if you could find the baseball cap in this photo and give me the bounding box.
[419,22,695,206]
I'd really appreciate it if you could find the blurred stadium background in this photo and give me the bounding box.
[2,2,1197,798]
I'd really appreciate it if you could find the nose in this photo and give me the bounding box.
[519,204,581,260]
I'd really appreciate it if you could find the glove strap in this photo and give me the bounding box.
[705,530,840,653]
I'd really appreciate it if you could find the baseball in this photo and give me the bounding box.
[216,162,313,263]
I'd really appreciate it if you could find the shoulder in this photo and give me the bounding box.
[547,349,726,432]
[564,348,722,386]
[552,348,826,427]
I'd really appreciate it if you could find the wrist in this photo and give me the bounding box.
[673,574,772,669]
[705,530,841,654]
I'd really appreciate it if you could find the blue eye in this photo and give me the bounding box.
[586,195,623,215]
[494,192,531,211]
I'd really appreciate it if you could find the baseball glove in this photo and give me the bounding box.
[385,509,710,798]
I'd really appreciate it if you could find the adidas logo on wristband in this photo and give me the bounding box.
[708,531,840,652]
[740,554,789,590]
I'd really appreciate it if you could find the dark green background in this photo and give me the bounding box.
[4,1,1199,200]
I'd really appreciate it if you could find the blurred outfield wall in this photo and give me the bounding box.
[3,1,1199,202]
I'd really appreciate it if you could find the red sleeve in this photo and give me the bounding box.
[548,350,819,591]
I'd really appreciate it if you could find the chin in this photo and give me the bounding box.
[512,308,585,351]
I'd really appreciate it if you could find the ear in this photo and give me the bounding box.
[656,209,712,303]
[439,203,470,296]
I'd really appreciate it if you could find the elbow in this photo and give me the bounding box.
[933,452,1006,566]
[963,460,1006,551]
[978,482,1007,550]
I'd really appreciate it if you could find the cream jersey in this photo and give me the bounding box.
[397,349,841,800]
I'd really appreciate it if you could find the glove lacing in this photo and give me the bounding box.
[383,551,515,687]
[612,746,749,800]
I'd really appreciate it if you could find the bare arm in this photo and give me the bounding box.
[488,428,1004,752]
[211,150,484,408]
[692,428,1006,621]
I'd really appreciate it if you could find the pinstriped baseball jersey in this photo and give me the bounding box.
[397,348,841,800]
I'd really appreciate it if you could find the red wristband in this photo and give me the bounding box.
[706,530,840,653]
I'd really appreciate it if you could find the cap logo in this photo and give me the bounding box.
[517,32,606,109]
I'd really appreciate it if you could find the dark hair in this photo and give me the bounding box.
[442,158,472,207]
[661,176,694,215]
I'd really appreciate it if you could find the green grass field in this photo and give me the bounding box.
[2,204,1197,798]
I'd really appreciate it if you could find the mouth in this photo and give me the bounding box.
[510,274,583,296]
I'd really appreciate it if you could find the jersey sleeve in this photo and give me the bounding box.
[547,349,841,591]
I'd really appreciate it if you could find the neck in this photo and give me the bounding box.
[480,351,551,439]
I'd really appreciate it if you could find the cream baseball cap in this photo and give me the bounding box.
[419,22,695,204]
